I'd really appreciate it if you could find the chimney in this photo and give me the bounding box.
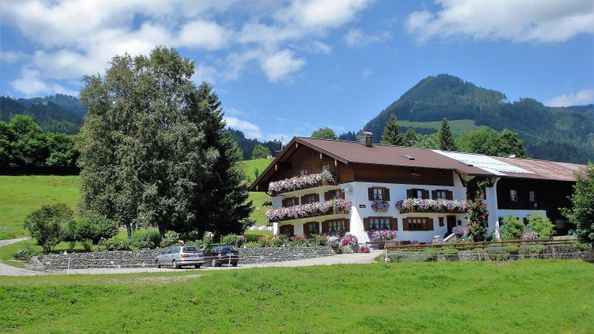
[360,131,373,147]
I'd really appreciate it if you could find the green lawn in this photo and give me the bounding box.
[400,119,490,136]
[239,158,272,184]
[0,176,80,239]
[0,160,272,240]
[0,260,592,333]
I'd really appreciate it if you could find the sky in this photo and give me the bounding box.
[0,0,593,142]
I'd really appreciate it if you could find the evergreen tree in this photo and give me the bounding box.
[438,118,456,151]
[401,128,418,147]
[195,82,253,237]
[381,114,401,145]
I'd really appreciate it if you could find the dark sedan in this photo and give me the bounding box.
[204,245,240,267]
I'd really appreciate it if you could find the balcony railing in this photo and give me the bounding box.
[395,198,466,214]
[268,170,337,195]
[265,199,351,222]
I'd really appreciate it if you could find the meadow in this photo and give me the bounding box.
[0,260,593,333]
[0,159,272,240]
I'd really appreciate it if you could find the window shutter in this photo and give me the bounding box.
[339,190,345,199]
[368,188,374,201]
[363,218,370,231]
[322,221,329,234]
[344,219,350,232]
[402,218,409,231]
[390,218,398,231]
[426,218,434,230]
[446,190,453,200]
[282,198,287,207]
[383,188,390,201]
[406,189,414,198]
[431,190,437,199]
[324,191,331,201]
[422,190,430,199]
[314,194,320,202]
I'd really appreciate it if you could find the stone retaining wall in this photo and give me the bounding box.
[27,246,335,271]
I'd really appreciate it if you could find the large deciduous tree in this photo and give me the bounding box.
[78,47,251,239]
[311,127,337,140]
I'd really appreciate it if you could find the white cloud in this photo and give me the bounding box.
[361,69,372,79]
[260,49,306,82]
[1,0,372,94]
[177,20,229,50]
[546,88,594,107]
[11,68,78,97]
[406,0,594,42]
[344,28,390,47]
[0,51,25,63]
[224,116,263,139]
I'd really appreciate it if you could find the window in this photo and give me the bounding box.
[282,197,299,207]
[299,168,308,176]
[321,164,330,172]
[368,187,390,201]
[402,217,433,231]
[328,220,345,232]
[529,190,535,202]
[438,217,444,227]
[303,222,320,236]
[407,188,429,199]
[433,190,452,200]
[510,189,518,202]
[364,217,396,230]
[279,224,294,237]
[324,189,344,201]
[301,193,319,204]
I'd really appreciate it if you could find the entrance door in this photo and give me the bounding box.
[446,216,457,236]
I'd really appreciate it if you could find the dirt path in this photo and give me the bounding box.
[0,237,44,276]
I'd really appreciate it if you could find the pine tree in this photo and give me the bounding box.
[401,128,418,147]
[381,114,401,145]
[438,118,456,151]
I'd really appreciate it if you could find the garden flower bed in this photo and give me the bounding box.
[265,199,351,222]
[395,198,466,213]
[268,170,336,194]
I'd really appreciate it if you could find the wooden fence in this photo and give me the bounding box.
[366,238,580,252]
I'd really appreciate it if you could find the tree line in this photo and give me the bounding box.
[0,115,78,172]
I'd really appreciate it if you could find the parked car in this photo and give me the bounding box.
[155,246,205,269]
[203,245,240,267]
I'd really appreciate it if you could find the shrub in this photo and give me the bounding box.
[98,238,131,251]
[388,251,435,262]
[526,213,555,240]
[245,241,260,248]
[440,247,459,255]
[221,234,245,247]
[258,235,283,247]
[13,249,32,261]
[160,230,180,248]
[131,229,162,249]
[521,229,539,241]
[561,163,594,245]
[75,213,119,244]
[485,246,510,261]
[311,234,328,246]
[519,244,546,255]
[24,203,75,253]
[465,196,488,241]
[500,216,524,240]
[505,245,520,254]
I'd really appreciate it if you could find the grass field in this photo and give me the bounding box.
[239,158,272,184]
[0,260,592,333]
[400,119,490,136]
[0,159,272,240]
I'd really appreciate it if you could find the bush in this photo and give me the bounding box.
[526,213,555,240]
[75,213,119,244]
[505,245,520,254]
[500,216,524,240]
[312,234,328,246]
[259,235,284,247]
[98,238,131,251]
[24,203,75,253]
[562,163,594,245]
[440,247,459,255]
[221,234,242,247]
[485,247,510,261]
[131,229,162,249]
[160,231,180,248]
[13,249,32,261]
[519,244,546,255]
[245,241,260,248]
[388,251,436,262]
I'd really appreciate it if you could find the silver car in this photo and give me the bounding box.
[155,246,205,269]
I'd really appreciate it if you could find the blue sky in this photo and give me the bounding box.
[0,0,593,142]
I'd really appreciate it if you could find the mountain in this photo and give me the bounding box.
[226,128,282,160]
[0,94,85,134]
[364,74,594,163]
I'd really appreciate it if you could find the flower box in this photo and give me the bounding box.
[265,199,352,222]
[268,170,336,194]
[395,198,466,214]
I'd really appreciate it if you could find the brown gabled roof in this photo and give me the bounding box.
[249,137,587,191]
[493,157,584,182]
[298,137,491,175]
